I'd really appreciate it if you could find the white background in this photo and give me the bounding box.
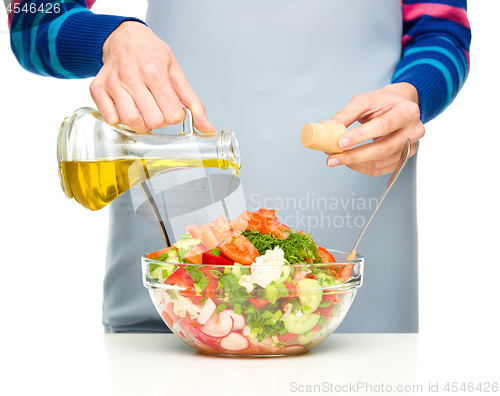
[0,0,498,389]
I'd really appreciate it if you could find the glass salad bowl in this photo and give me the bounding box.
[142,248,363,357]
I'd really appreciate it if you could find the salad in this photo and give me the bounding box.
[143,209,361,356]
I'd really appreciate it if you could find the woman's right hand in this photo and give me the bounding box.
[90,21,214,134]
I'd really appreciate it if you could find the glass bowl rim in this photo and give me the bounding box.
[142,248,363,292]
[141,248,363,269]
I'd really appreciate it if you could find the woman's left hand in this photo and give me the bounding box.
[324,82,425,176]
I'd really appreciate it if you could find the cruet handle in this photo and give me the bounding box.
[181,107,195,136]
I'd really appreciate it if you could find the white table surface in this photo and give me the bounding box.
[3,332,498,396]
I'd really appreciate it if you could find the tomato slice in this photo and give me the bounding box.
[146,246,177,260]
[249,298,270,309]
[318,247,335,263]
[201,251,234,266]
[198,266,221,298]
[260,217,290,239]
[184,245,204,264]
[246,209,290,238]
[164,267,194,289]
[190,296,202,305]
[200,227,219,250]
[293,270,308,282]
[218,233,259,264]
[322,293,339,303]
[283,282,298,298]
[247,213,265,232]
[276,332,299,342]
[256,208,278,220]
[335,264,354,282]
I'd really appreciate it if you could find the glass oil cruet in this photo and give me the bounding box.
[57,107,241,211]
[57,107,241,246]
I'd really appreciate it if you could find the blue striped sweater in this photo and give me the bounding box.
[7,0,471,123]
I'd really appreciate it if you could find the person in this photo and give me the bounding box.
[8,0,471,333]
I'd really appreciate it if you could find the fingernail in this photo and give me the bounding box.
[328,158,341,167]
[339,137,351,149]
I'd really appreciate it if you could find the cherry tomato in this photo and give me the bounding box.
[219,233,259,264]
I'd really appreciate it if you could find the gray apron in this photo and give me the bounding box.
[103,0,418,333]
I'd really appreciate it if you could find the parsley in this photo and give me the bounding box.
[241,229,321,264]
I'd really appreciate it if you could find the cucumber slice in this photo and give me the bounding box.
[232,263,242,280]
[297,278,323,314]
[166,256,180,264]
[158,249,180,261]
[150,263,176,280]
[298,331,315,345]
[166,249,179,260]
[284,312,320,334]
[173,238,202,251]
[275,265,291,284]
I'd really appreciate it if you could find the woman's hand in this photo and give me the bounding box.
[90,21,214,134]
[324,82,424,176]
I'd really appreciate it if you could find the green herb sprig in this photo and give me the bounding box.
[242,229,321,264]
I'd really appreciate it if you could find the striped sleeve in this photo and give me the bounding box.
[8,0,146,79]
[392,0,471,123]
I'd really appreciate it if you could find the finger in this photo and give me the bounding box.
[345,162,400,177]
[345,143,417,176]
[169,66,215,134]
[125,82,169,130]
[336,101,420,150]
[90,79,121,126]
[147,77,186,128]
[326,130,409,167]
[330,141,418,176]
[348,140,418,171]
[108,85,148,133]
[185,99,214,134]
[327,93,374,129]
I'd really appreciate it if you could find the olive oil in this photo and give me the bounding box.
[60,157,239,211]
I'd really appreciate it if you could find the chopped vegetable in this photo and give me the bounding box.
[146,208,354,355]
